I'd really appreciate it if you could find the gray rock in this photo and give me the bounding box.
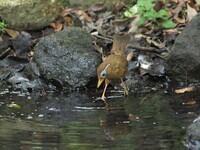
[186,116,200,150]
[166,13,200,82]
[0,41,9,52]
[33,27,101,89]
[0,0,61,30]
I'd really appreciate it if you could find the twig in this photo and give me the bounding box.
[0,47,11,60]
[92,34,113,42]
[127,44,166,59]
[127,44,161,54]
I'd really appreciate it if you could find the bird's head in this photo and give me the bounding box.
[97,64,110,88]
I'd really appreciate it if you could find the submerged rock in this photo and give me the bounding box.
[166,13,200,83]
[0,0,61,30]
[32,27,101,89]
[186,116,200,150]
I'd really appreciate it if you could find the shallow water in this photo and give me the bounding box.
[0,88,199,150]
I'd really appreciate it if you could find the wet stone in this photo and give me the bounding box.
[166,13,200,82]
[33,27,101,90]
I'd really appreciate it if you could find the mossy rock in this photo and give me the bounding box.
[0,0,61,30]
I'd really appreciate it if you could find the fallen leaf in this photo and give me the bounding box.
[174,16,186,24]
[50,21,63,32]
[128,15,140,33]
[163,28,181,34]
[171,0,186,24]
[195,0,200,5]
[187,3,197,21]
[138,54,153,70]
[60,8,71,17]
[113,18,133,33]
[89,3,105,12]
[128,114,139,121]
[5,29,19,38]
[7,75,29,84]
[175,86,195,93]
[64,16,73,24]
[163,28,181,41]
[185,99,196,105]
[8,103,21,109]
[146,37,166,48]
[127,52,134,61]
[93,41,103,54]
[172,0,185,15]
[75,10,93,22]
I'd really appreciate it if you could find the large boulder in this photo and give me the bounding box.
[166,13,200,82]
[0,0,61,31]
[32,27,101,89]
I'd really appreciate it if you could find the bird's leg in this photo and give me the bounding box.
[120,78,128,96]
[101,79,110,100]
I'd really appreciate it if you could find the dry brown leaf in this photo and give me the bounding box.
[89,3,105,12]
[50,21,63,32]
[185,99,196,105]
[75,10,93,22]
[163,28,181,34]
[146,37,166,48]
[174,16,186,24]
[172,0,185,15]
[127,52,134,61]
[5,29,19,38]
[60,8,72,17]
[187,3,197,21]
[64,16,73,24]
[169,0,179,3]
[93,41,103,54]
[128,15,140,33]
[175,86,195,93]
[163,28,181,41]
[172,0,186,24]
[128,114,139,121]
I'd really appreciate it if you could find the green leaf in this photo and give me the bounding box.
[123,10,134,18]
[0,21,7,32]
[137,0,155,10]
[155,9,169,19]
[8,104,21,109]
[129,5,139,14]
[123,5,138,18]
[143,8,156,21]
[160,20,176,28]
[137,17,146,27]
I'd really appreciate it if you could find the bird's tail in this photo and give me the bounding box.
[111,34,130,53]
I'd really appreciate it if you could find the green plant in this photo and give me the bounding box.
[0,21,7,32]
[61,0,69,6]
[123,0,175,28]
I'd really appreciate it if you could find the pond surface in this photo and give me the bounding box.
[0,87,199,150]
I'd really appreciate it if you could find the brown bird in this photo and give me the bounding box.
[97,34,130,100]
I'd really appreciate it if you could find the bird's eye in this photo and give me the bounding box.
[100,70,106,78]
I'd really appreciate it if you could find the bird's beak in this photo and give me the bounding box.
[97,78,104,88]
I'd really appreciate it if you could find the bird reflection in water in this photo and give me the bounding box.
[100,101,132,141]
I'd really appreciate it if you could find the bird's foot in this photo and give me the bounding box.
[124,89,129,96]
[101,95,107,101]
[101,96,110,105]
